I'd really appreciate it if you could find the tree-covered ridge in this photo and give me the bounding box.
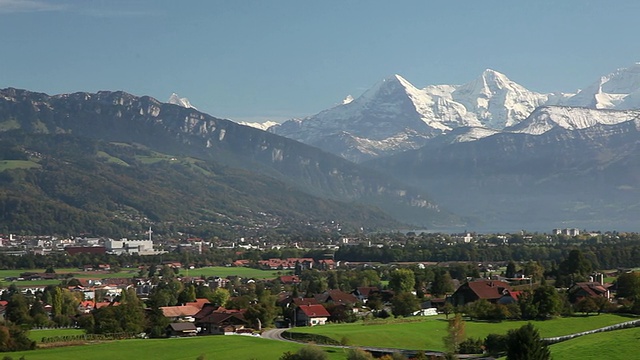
[0,87,463,229]
[0,131,401,236]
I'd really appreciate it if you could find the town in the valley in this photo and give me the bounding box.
[1,227,639,358]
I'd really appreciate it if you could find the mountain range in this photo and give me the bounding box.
[0,88,461,235]
[263,63,640,230]
[269,63,640,163]
[3,62,640,234]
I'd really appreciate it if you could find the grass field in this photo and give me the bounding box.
[0,160,40,172]
[0,266,279,286]
[177,266,281,280]
[10,335,345,360]
[550,326,640,360]
[288,314,636,351]
[28,328,86,343]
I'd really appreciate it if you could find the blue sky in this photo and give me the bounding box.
[2,0,639,122]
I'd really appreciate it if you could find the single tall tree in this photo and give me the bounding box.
[443,313,465,355]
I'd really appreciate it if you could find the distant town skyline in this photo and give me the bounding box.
[2,0,639,122]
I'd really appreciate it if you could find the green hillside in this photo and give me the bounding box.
[0,131,401,236]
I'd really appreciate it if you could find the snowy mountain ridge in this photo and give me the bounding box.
[270,63,640,162]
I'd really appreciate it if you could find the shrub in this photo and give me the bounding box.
[458,337,484,354]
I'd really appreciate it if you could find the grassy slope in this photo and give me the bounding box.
[12,336,345,360]
[288,314,635,351]
[550,326,640,360]
[0,160,40,171]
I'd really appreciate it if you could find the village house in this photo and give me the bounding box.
[567,282,611,303]
[295,304,330,326]
[160,305,201,322]
[166,322,198,337]
[194,305,250,335]
[315,289,359,306]
[450,280,512,307]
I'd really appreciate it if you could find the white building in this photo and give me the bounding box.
[105,238,163,255]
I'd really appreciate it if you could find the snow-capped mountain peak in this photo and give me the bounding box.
[506,106,640,135]
[270,62,640,163]
[238,120,280,131]
[168,93,196,109]
[451,69,548,129]
[564,63,640,109]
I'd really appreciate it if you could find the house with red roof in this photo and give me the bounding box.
[295,304,330,326]
[497,290,522,305]
[450,280,512,306]
[568,282,611,303]
[315,289,358,306]
[194,305,250,335]
[279,275,301,285]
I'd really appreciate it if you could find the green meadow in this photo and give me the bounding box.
[0,160,40,172]
[177,266,280,280]
[28,328,86,343]
[287,314,636,351]
[9,316,640,360]
[11,335,345,360]
[550,326,640,360]
[0,266,278,287]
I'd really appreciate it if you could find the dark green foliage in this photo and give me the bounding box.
[484,333,508,355]
[389,268,415,293]
[279,345,329,360]
[431,270,454,297]
[0,131,401,236]
[324,303,356,323]
[556,249,592,287]
[506,261,517,278]
[92,290,146,335]
[0,323,36,352]
[458,337,484,354]
[4,293,31,326]
[391,292,420,317]
[615,271,640,300]
[574,297,598,315]
[506,323,550,360]
[518,286,562,320]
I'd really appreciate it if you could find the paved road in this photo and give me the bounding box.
[261,328,296,342]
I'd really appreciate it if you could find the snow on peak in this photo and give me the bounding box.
[506,106,640,135]
[238,120,280,131]
[342,95,354,105]
[451,69,548,129]
[168,93,196,109]
[565,63,640,109]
